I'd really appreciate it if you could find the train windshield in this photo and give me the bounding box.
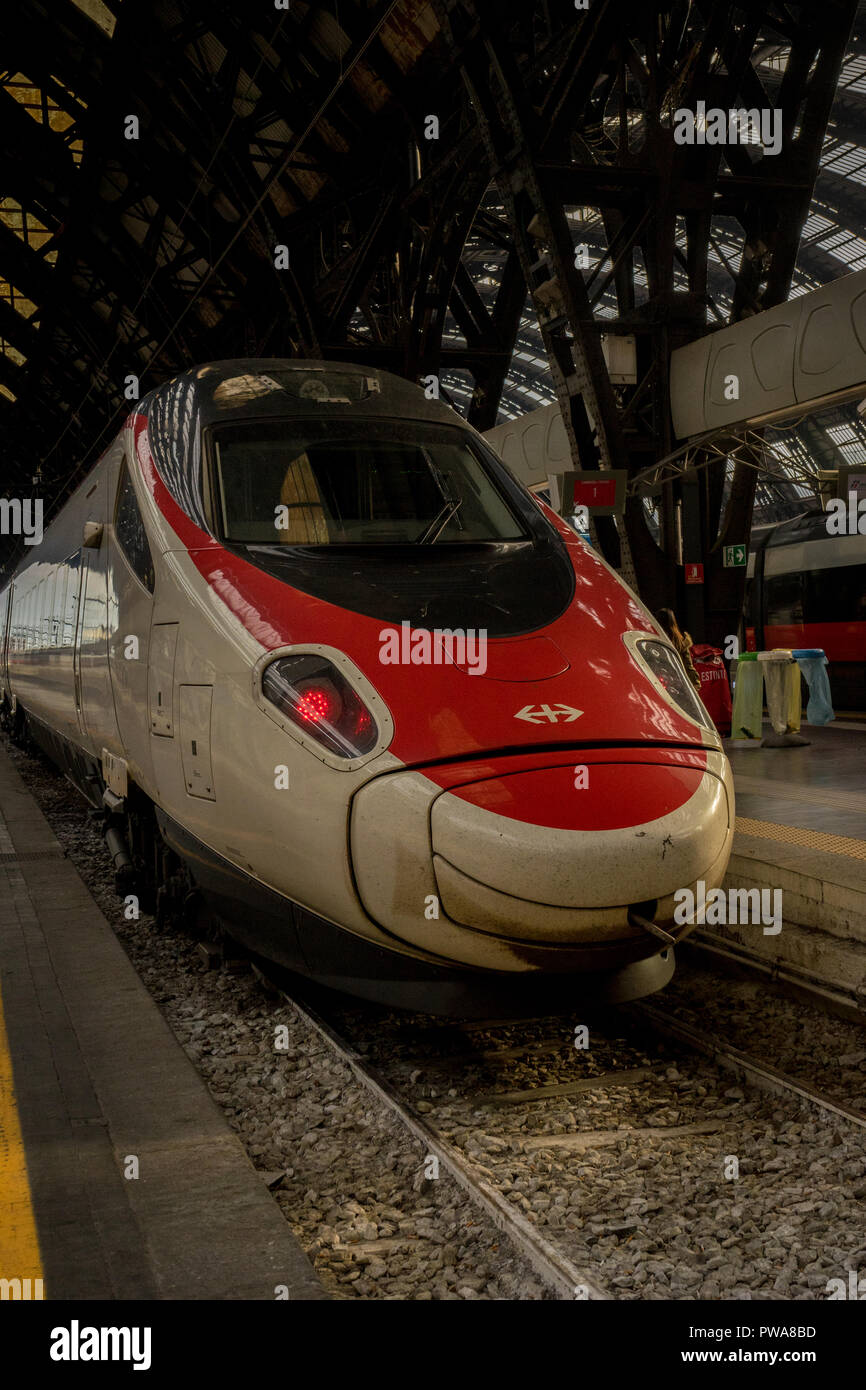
[208,419,527,546]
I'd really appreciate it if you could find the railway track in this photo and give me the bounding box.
[628,1000,866,1132]
[9,732,866,1301]
[262,978,609,1300]
[259,970,866,1301]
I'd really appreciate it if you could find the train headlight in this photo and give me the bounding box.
[625,634,716,733]
[262,654,379,759]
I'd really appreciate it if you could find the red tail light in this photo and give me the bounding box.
[296,683,341,725]
[262,656,379,758]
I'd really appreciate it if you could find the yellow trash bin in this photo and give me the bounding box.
[786,661,802,733]
[758,649,810,745]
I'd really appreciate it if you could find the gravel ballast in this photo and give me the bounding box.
[6,735,866,1301]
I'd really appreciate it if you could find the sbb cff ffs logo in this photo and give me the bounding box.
[514,704,583,724]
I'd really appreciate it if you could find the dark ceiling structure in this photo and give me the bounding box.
[1,0,863,638]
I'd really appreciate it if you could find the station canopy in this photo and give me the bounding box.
[1,1,865,548]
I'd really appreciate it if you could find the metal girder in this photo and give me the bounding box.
[0,0,860,596]
[431,0,641,580]
[465,248,526,431]
[429,0,857,631]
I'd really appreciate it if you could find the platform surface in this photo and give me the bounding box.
[0,744,326,1301]
[729,723,866,843]
[727,723,866,893]
[707,724,866,1000]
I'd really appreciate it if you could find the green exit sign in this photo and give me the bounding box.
[723,543,747,568]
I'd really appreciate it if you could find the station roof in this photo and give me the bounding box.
[1,1,864,553]
[448,8,866,523]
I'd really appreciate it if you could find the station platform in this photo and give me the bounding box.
[0,746,326,1301]
[706,723,866,1008]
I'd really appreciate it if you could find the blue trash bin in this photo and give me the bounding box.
[792,649,835,726]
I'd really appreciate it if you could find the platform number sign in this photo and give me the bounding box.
[723,544,747,568]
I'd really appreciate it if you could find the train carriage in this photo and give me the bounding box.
[746,511,866,710]
[0,360,734,1012]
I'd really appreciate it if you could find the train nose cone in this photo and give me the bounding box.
[449,634,569,680]
[430,758,731,942]
[350,751,734,970]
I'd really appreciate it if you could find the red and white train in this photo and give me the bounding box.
[746,511,866,710]
[0,361,733,1011]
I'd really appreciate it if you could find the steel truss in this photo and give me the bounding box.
[0,0,858,627]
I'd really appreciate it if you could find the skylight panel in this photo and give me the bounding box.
[839,53,866,92]
[3,72,85,163]
[801,212,835,240]
[0,199,58,263]
[827,423,856,443]
[0,281,38,319]
[821,142,866,176]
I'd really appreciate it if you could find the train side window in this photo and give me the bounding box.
[805,565,866,623]
[42,573,56,649]
[29,585,38,651]
[764,572,803,626]
[63,555,81,646]
[0,587,9,664]
[114,459,155,593]
[23,586,33,651]
[52,568,67,647]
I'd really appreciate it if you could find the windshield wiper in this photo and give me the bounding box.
[415,497,463,544]
[415,451,463,543]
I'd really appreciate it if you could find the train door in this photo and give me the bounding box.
[72,550,90,747]
[108,455,156,794]
[71,550,88,750]
[0,583,11,697]
[74,466,122,760]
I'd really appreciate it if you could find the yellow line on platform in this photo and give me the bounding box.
[736,816,866,861]
[0,977,44,1298]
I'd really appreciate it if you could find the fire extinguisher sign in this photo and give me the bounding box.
[684,562,704,584]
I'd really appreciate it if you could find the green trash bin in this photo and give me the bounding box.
[730,652,763,739]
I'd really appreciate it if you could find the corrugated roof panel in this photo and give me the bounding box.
[67,0,116,40]
[380,1,440,76]
[185,32,227,79]
[308,11,351,64]
[284,164,327,201]
[348,60,391,114]
[313,116,350,155]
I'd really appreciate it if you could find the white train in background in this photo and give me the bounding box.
[489,405,866,709]
[483,402,570,493]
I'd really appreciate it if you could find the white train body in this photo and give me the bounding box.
[0,361,734,1012]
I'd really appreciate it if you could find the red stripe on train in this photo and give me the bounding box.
[764,622,866,664]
